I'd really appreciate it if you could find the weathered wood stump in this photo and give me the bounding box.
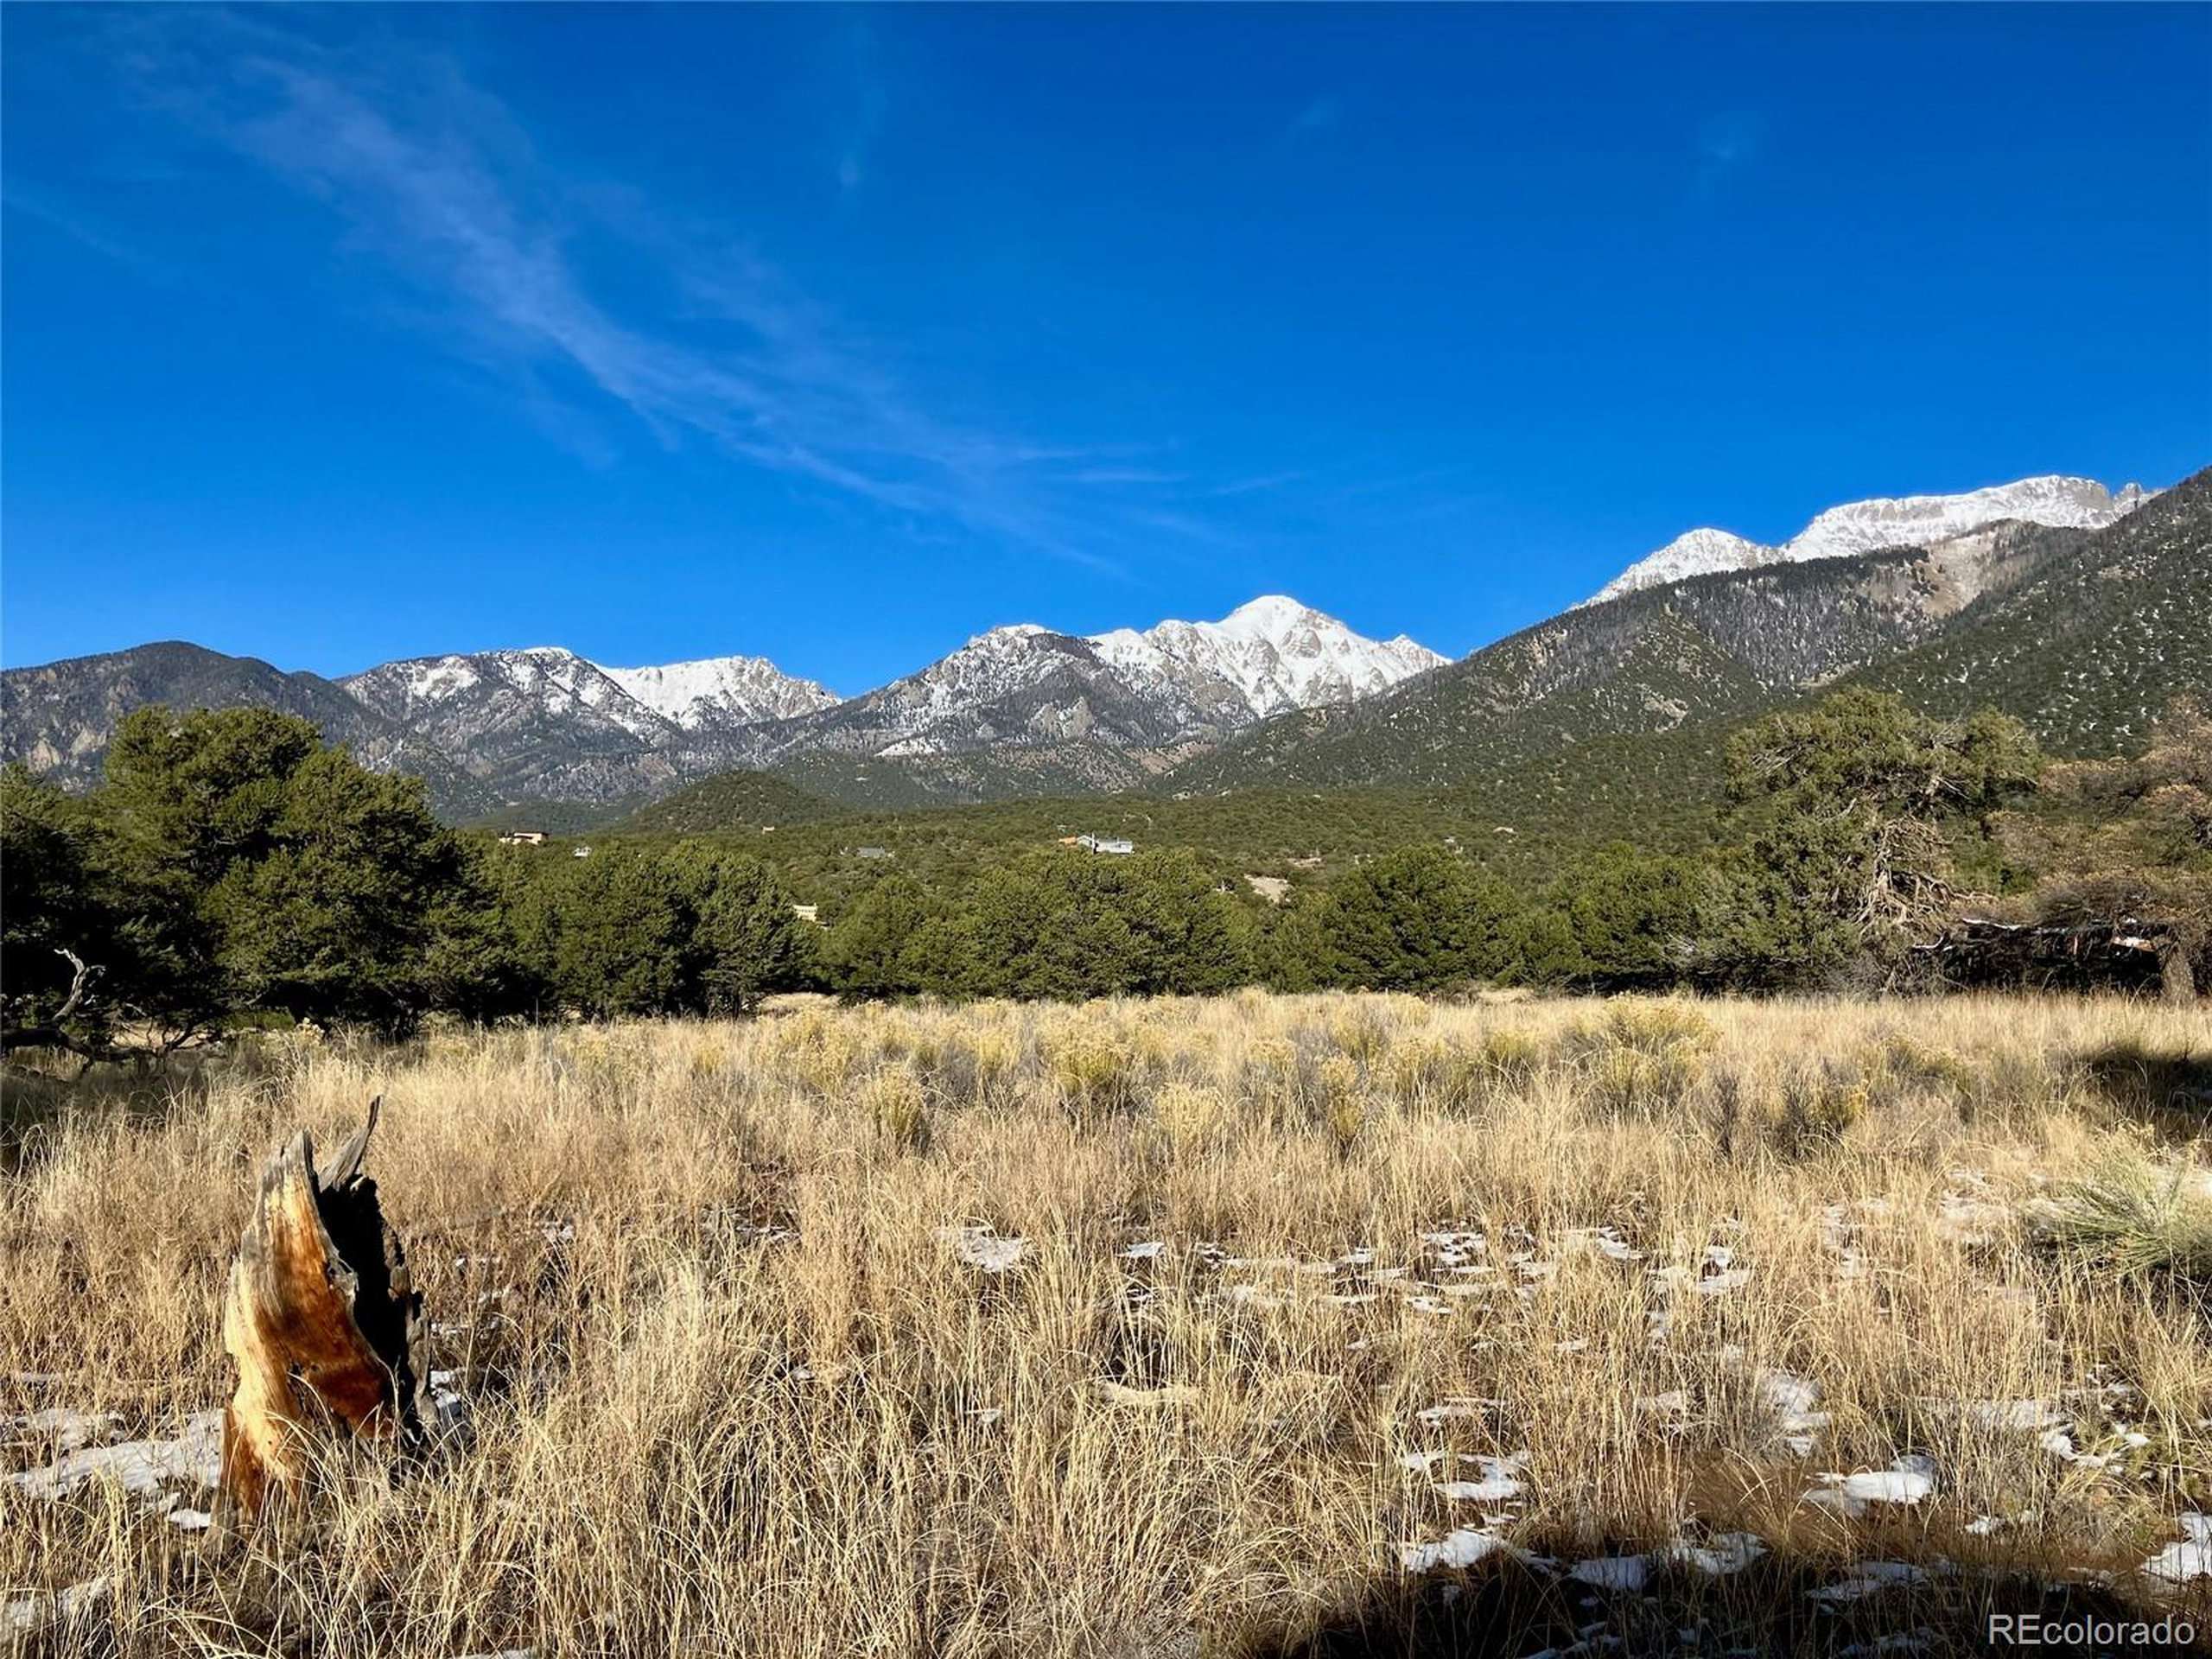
[219,1097,430,1519]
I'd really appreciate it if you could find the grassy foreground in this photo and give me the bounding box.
[3,991,2209,1656]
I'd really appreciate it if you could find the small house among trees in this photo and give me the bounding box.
[499,830,547,847]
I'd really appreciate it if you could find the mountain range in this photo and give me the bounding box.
[1161,471,2205,804]
[3,468,2191,824]
[2,597,1444,817]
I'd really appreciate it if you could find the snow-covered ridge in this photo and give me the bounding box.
[335,599,1446,775]
[1583,474,2155,607]
[596,655,837,729]
[1089,594,1446,720]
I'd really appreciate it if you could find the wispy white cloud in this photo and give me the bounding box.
[86,13,1263,574]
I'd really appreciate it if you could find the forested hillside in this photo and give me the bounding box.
[1851,470,2212,753]
[1159,508,2135,796]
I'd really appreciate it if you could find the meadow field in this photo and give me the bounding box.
[3,991,2209,1656]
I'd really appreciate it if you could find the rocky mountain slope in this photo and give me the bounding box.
[1162,473,2206,799]
[1584,474,2153,606]
[1849,469,2211,753]
[0,641,501,818]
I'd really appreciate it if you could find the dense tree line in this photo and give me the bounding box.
[4,693,2202,1061]
[1,709,811,1061]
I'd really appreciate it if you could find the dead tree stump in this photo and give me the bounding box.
[219,1096,430,1519]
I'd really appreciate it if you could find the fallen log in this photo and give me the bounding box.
[219,1096,430,1520]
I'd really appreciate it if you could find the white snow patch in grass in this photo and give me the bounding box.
[1959,1399,2063,1432]
[938,1225,1027,1274]
[1809,1454,1938,1517]
[2,1578,109,1642]
[1808,1561,1925,1605]
[1433,1455,1527,1504]
[1569,1554,1649,1592]
[1666,1532,1766,1576]
[1399,1528,1510,1572]
[1758,1369,1832,1451]
[1120,1240,1166,1260]
[2143,1514,2211,1584]
[1415,1399,1495,1427]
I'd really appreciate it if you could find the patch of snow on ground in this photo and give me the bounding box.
[937,1225,1027,1274]
[1666,1532,1766,1575]
[1400,1528,1511,1572]
[1808,1454,1938,1517]
[1569,1554,1649,1592]
[1808,1561,1926,1605]
[1433,1454,1529,1504]
[2143,1514,2211,1584]
[2,1578,109,1642]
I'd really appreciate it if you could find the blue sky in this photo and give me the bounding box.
[4,4,2206,693]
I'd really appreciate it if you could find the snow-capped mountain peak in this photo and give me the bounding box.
[594,654,837,730]
[1088,595,1446,720]
[1583,474,2157,607]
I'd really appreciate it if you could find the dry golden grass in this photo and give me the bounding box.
[3,992,2209,1656]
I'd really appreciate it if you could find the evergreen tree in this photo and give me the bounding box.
[1712,690,2040,986]
[669,841,806,1013]
[1318,846,1521,990]
[542,848,688,1019]
[96,708,472,1034]
[824,873,939,998]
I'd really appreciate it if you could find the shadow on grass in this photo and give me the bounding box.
[0,1055,211,1174]
[2081,1039,2212,1135]
[1227,1534,2205,1659]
